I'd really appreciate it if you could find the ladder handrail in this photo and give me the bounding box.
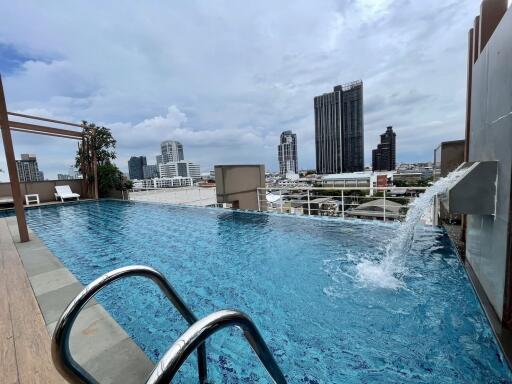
[51,265,208,384]
[147,309,287,384]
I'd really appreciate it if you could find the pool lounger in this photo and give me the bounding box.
[54,185,80,202]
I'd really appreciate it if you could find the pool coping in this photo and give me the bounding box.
[4,216,154,383]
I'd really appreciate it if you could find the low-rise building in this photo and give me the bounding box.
[132,177,193,189]
[159,161,201,180]
[345,199,405,220]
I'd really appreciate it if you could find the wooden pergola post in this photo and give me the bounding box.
[0,74,96,243]
[92,127,99,199]
[0,76,29,242]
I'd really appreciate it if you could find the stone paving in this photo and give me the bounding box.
[1,216,153,384]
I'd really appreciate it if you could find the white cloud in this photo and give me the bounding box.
[0,0,482,178]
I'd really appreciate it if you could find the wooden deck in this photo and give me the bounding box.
[0,219,66,384]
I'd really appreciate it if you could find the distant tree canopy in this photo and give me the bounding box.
[394,177,433,188]
[75,122,130,197]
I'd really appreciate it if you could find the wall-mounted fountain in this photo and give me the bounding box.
[439,161,498,216]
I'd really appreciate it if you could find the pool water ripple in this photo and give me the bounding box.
[22,200,512,383]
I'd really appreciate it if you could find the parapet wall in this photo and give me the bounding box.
[215,165,265,211]
[0,179,85,203]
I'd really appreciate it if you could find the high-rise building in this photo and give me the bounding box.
[15,154,44,182]
[156,155,163,165]
[314,81,364,174]
[128,156,147,180]
[372,126,396,171]
[161,140,184,163]
[278,130,298,175]
[142,164,159,179]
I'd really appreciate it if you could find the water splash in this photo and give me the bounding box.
[356,170,464,289]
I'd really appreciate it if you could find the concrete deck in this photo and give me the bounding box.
[0,216,153,383]
[129,186,217,206]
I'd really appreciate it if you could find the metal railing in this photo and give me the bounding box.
[51,265,208,384]
[257,186,428,222]
[146,309,286,384]
[51,265,286,384]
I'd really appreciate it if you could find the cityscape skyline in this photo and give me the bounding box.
[0,1,478,180]
[127,140,200,181]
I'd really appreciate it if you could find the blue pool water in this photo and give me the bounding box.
[23,200,512,383]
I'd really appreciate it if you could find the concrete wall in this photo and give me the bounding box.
[466,6,512,321]
[440,140,465,177]
[0,179,85,203]
[215,165,265,210]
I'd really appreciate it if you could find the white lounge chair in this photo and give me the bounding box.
[55,185,80,202]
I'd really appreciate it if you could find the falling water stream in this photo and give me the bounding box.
[356,170,465,289]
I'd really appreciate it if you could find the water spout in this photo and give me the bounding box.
[356,170,465,289]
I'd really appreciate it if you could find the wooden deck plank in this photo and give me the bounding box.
[0,244,19,384]
[0,219,65,384]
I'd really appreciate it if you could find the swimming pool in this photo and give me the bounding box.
[24,200,512,383]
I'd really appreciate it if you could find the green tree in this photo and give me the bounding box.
[75,122,117,168]
[75,122,130,197]
[97,162,128,196]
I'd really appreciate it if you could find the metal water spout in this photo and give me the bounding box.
[438,161,498,215]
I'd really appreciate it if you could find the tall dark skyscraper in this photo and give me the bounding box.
[372,126,396,171]
[278,130,298,175]
[128,156,147,179]
[314,81,364,174]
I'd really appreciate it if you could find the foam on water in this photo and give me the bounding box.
[356,170,465,289]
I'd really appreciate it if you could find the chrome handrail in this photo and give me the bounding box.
[147,309,287,384]
[51,265,208,384]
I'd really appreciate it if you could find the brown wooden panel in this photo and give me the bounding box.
[7,112,85,129]
[0,220,65,384]
[0,242,18,384]
[9,121,82,139]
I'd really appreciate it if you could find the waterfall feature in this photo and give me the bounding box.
[356,170,465,289]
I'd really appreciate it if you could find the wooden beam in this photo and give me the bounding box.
[9,120,82,139]
[465,28,474,162]
[10,127,81,140]
[7,111,86,128]
[0,76,29,242]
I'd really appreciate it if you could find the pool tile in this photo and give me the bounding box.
[19,250,64,277]
[36,282,94,324]
[49,304,131,364]
[30,267,78,296]
[83,337,154,384]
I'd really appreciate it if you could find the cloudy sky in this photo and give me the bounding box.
[0,0,484,179]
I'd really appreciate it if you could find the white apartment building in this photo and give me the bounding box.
[160,140,184,163]
[159,161,200,180]
[133,177,193,189]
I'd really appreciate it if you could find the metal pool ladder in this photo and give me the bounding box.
[51,265,287,384]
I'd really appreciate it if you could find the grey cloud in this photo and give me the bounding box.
[0,0,481,178]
